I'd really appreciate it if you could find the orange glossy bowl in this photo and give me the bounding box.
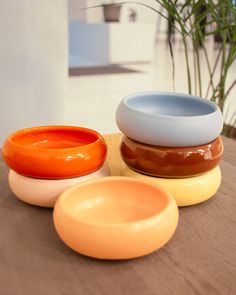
[120,136,223,178]
[2,126,107,179]
[53,176,179,260]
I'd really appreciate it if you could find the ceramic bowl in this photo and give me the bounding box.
[122,165,221,206]
[120,136,223,178]
[2,125,107,179]
[53,176,178,260]
[116,92,223,147]
[8,164,110,208]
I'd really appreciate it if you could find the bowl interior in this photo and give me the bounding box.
[63,179,169,224]
[12,128,99,149]
[126,93,216,117]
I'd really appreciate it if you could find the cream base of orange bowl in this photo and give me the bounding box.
[121,165,221,207]
[8,164,110,207]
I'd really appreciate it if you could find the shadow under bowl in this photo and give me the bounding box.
[116,91,223,147]
[53,176,178,260]
[122,165,221,207]
[120,135,223,178]
[8,164,110,208]
[2,125,107,179]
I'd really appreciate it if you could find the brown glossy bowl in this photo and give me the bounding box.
[120,136,223,178]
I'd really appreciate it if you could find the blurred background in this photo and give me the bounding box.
[0,0,236,145]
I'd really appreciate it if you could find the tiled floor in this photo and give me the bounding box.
[67,38,236,135]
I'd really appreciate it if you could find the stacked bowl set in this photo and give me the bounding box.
[116,92,224,207]
[2,126,108,207]
[2,92,224,260]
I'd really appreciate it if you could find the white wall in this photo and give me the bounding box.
[68,0,160,66]
[69,22,155,66]
[68,0,86,21]
[68,0,159,24]
[0,0,68,145]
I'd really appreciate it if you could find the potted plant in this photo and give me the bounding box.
[102,1,122,22]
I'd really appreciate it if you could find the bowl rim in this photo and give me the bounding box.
[54,176,176,227]
[121,135,224,154]
[122,91,220,119]
[6,125,105,152]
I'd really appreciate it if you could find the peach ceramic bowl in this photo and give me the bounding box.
[53,177,179,260]
[8,164,110,208]
[122,165,221,206]
[120,136,223,178]
[2,126,107,179]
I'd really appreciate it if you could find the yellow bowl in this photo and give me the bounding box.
[122,166,221,206]
[53,176,179,260]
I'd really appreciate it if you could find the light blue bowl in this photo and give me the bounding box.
[116,92,223,147]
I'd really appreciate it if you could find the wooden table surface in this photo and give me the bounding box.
[0,134,236,295]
